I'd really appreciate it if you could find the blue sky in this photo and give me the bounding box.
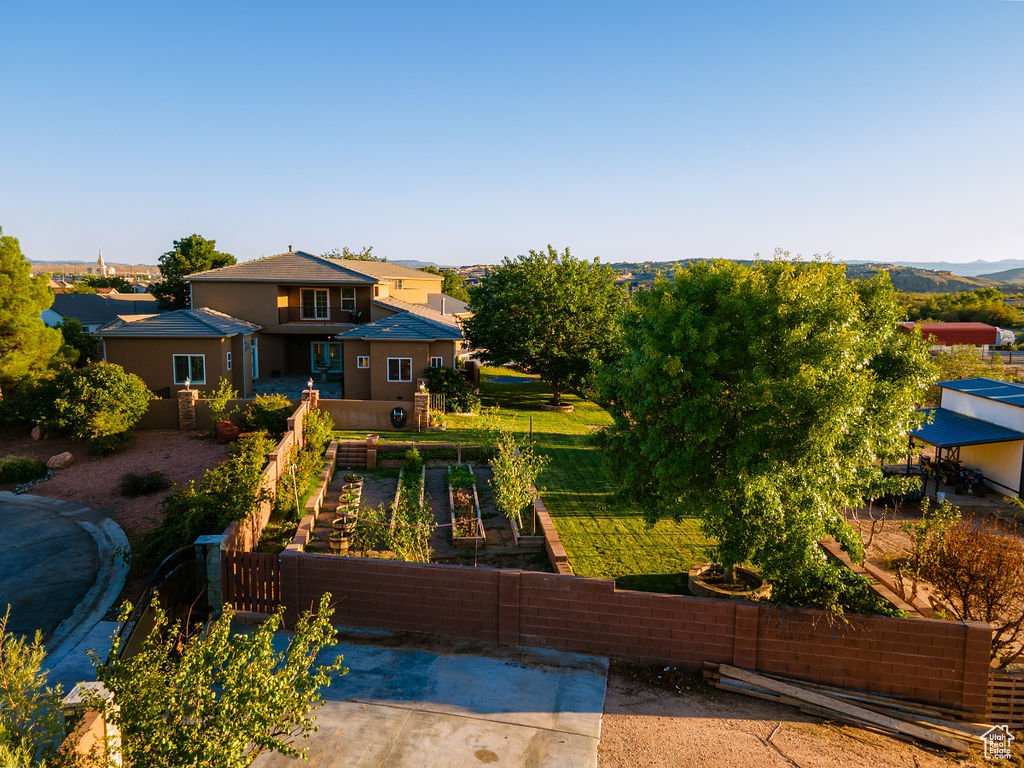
[1,1,1021,266]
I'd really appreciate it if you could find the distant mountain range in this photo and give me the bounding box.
[846,259,1024,277]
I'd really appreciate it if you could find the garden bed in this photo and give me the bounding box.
[448,464,485,547]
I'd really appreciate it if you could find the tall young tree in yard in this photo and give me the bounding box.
[464,246,624,405]
[0,229,63,389]
[152,234,235,309]
[599,258,934,614]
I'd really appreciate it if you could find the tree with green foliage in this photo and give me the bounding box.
[0,230,63,391]
[80,275,133,293]
[464,246,624,405]
[43,362,153,452]
[152,234,235,309]
[925,344,1016,404]
[88,593,345,767]
[321,245,383,262]
[56,318,101,367]
[599,259,934,615]
[489,431,549,532]
[901,287,1024,327]
[0,606,67,767]
[420,266,470,302]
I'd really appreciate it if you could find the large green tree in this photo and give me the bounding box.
[600,259,934,614]
[322,245,383,262]
[152,234,235,309]
[0,229,62,387]
[464,246,624,404]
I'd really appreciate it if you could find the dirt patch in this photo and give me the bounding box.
[599,663,976,767]
[0,427,230,539]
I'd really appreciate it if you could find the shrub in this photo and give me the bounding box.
[0,375,53,427]
[302,407,333,452]
[488,431,549,527]
[41,362,152,451]
[206,377,238,432]
[403,446,422,473]
[0,456,46,484]
[243,394,292,438]
[120,471,172,497]
[421,366,479,413]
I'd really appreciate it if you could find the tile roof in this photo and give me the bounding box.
[373,296,461,328]
[336,312,464,342]
[97,308,260,338]
[186,250,444,284]
[50,293,161,326]
[938,377,1024,408]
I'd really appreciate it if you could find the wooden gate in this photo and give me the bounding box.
[222,550,281,613]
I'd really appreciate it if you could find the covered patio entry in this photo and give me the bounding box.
[911,407,1024,498]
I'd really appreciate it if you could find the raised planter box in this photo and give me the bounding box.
[448,464,485,547]
[509,503,545,548]
[391,464,426,533]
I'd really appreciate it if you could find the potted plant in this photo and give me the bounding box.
[207,378,240,442]
[328,528,349,554]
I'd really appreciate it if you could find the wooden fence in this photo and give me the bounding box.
[989,669,1024,729]
[222,550,281,613]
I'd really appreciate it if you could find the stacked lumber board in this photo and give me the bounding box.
[703,663,990,754]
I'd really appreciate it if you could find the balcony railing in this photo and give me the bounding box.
[278,307,365,324]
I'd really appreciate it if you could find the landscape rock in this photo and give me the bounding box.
[30,425,44,441]
[46,452,74,470]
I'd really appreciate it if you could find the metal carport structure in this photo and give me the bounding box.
[911,407,1024,496]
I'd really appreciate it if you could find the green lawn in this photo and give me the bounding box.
[335,367,714,593]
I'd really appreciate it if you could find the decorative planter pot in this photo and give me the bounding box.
[215,420,240,443]
[328,532,349,554]
[366,434,380,445]
[687,563,770,601]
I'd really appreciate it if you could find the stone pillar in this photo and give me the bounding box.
[195,534,226,618]
[301,389,320,409]
[177,388,200,430]
[413,391,429,430]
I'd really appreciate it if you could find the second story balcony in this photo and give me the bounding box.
[278,307,366,324]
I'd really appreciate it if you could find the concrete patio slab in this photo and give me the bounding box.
[253,633,608,768]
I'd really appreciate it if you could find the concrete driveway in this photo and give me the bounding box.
[0,492,127,683]
[254,632,608,768]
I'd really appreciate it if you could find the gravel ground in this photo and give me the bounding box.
[598,665,977,768]
[0,427,230,538]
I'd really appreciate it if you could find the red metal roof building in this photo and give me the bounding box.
[898,321,999,346]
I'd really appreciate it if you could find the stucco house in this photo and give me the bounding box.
[97,308,260,398]
[176,249,468,400]
[42,293,161,333]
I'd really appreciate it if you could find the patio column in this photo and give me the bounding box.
[177,388,200,430]
[301,388,320,409]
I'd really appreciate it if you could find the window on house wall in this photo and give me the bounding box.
[300,288,329,320]
[393,279,404,290]
[356,355,369,369]
[226,351,232,371]
[430,356,443,368]
[373,286,380,297]
[387,357,412,382]
[341,287,357,311]
[173,354,206,385]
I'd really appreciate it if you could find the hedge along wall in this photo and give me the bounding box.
[222,399,309,552]
[278,552,992,716]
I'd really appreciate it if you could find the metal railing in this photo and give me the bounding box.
[277,307,365,324]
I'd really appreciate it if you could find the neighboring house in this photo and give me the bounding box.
[912,377,1024,497]
[337,313,465,401]
[898,321,1015,351]
[97,308,260,398]
[42,293,161,333]
[185,249,467,400]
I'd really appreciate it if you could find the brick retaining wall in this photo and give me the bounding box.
[279,551,992,715]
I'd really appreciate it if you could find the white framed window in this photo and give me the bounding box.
[393,279,404,290]
[341,287,357,311]
[173,354,206,385]
[430,356,443,368]
[300,288,329,320]
[356,355,369,369]
[387,357,412,382]
[226,351,232,371]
